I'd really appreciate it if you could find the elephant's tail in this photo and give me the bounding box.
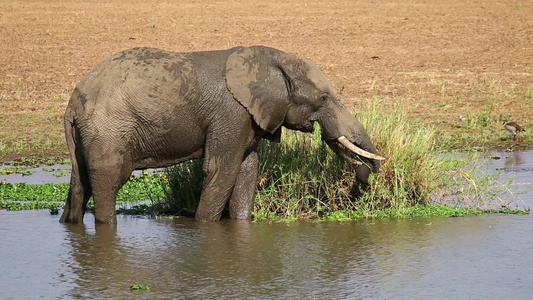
[64,102,80,175]
[59,90,91,223]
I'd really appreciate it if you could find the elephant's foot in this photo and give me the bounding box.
[59,206,84,224]
[94,206,118,224]
[94,217,117,224]
[195,210,223,222]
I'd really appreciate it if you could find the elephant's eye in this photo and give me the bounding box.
[319,94,329,102]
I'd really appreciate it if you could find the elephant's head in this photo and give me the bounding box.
[226,46,384,185]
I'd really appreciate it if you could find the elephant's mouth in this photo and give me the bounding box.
[326,136,385,165]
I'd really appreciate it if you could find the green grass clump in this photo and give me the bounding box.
[353,100,517,216]
[354,100,438,210]
[252,122,358,220]
[162,160,204,216]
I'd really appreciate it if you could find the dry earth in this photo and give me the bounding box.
[1,0,532,158]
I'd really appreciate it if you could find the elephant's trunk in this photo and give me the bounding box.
[319,100,384,185]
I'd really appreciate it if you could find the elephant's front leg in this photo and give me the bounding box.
[229,150,258,220]
[195,153,244,222]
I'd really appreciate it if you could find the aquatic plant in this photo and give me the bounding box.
[130,284,152,291]
[0,200,63,211]
[252,122,357,220]
[0,166,33,176]
[163,159,204,217]
[0,171,166,211]
[0,183,69,202]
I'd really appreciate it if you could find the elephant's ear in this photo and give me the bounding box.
[226,46,296,134]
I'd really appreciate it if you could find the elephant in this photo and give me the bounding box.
[59,45,385,224]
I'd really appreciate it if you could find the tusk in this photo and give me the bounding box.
[337,136,386,161]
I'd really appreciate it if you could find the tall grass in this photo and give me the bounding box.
[253,123,357,220]
[356,100,439,212]
[164,159,203,217]
[161,100,516,220]
[356,100,514,217]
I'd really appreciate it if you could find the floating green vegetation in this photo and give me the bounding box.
[0,171,166,211]
[0,200,63,212]
[0,166,33,176]
[119,171,167,203]
[41,167,71,177]
[130,284,152,291]
[0,164,71,177]
[0,183,69,202]
[1,156,70,167]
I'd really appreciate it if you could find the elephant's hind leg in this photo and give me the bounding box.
[88,151,133,224]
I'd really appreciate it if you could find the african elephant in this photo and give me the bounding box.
[60,45,384,224]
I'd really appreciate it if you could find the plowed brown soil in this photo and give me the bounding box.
[1,0,532,158]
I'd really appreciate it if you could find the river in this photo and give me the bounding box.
[0,150,532,299]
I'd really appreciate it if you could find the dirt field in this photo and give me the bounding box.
[1,0,532,158]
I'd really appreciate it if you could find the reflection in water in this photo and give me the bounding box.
[491,150,532,210]
[503,151,524,168]
[56,215,533,299]
[0,150,532,299]
[65,222,126,298]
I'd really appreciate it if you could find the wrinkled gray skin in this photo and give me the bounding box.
[60,46,381,224]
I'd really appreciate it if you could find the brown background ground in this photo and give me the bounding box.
[1,0,532,158]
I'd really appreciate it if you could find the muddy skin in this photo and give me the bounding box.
[60,46,383,224]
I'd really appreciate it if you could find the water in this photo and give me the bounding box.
[0,164,71,184]
[1,150,532,299]
[0,165,155,184]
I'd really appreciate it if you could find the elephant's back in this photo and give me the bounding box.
[79,46,237,86]
[76,47,195,101]
[75,47,236,110]
[69,47,243,160]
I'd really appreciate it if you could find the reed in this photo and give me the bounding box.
[164,160,204,217]
[354,100,514,218]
